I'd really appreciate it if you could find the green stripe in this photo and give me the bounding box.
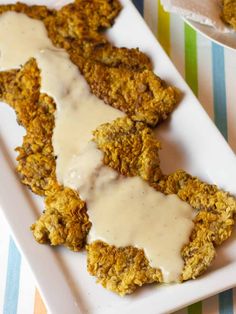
[157,0,170,55]
[185,21,201,314]
[188,301,202,314]
[184,23,198,96]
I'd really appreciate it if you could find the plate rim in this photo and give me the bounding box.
[183,17,236,51]
[0,0,236,313]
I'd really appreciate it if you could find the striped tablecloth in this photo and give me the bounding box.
[0,0,236,313]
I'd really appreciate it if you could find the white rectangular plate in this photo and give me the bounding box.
[0,0,236,313]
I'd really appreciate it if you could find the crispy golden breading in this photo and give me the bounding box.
[86,121,236,295]
[0,1,149,71]
[157,170,236,280]
[79,61,178,126]
[87,45,152,70]
[32,183,91,251]
[87,241,162,296]
[1,59,53,194]
[87,170,236,295]
[222,0,236,30]
[94,117,162,182]
[157,170,236,246]
[0,0,178,126]
[0,60,90,251]
[0,65,39,129]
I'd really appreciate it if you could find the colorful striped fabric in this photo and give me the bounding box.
[0,0,236,313]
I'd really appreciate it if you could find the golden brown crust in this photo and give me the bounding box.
[0,1,178,126]
[0,2,52,21]
[79,61,178,126]
[0,60,90,251]
[93,117,162,182]
[87,170,235,294]
[222,0,236,30]
[87,241,162,296]
[86,147,235,294]
[157,170,236,281]
[32,184,91,251]
[85,45,152,70]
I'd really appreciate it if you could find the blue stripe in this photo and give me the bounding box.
[212,43,228,140]
[212,43,233,314]
[132,0,144,16]
[3,237,21,314]
[219,290,234,314]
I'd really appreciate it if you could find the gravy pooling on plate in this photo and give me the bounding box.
[0,11,195,283]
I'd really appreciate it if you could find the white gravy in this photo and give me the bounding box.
[0,12,54,70]
[0,12,194,282]
[37,49,124,182]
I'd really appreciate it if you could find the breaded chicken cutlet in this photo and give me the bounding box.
[0,0,235,297]
[222,0,236,30]
[0,59,90,251]
[0,0,178,126]
[87,118,236,295]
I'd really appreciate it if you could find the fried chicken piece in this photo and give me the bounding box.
[0,1,177,126]
[0,60,90,250]
[0,2,52,21]
[87,122,236,295]
[157,170,236,279]
[32,181,90,251]
[0,0,121,30]
[0,2,151,70]
[0,64,39,129]
[0,59,52,194]
[93,118,236,251]
[87,241,162,295]
[43,0,178,125]
[35,0,151,70]
[15,94,56,196]
[0,69,18,100]
[85,45,152,70]
[87,172,236,294]
[93,117,162,182]
[77,60,178,126]
[222,0,236,30]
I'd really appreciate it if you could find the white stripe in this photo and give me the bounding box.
[0,212,11,312]
[17,258,36,314]
[197,33,214,120]
[224,48,236,154]
[170,14,185,77]
[144,0,158,37]
[202,294,219,314]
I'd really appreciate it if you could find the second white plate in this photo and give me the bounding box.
[184,18,236,50]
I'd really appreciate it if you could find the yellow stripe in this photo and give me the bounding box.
[34,289,47,314]
[157,0,170,55]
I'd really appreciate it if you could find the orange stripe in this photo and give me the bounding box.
[34,289,47,314]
